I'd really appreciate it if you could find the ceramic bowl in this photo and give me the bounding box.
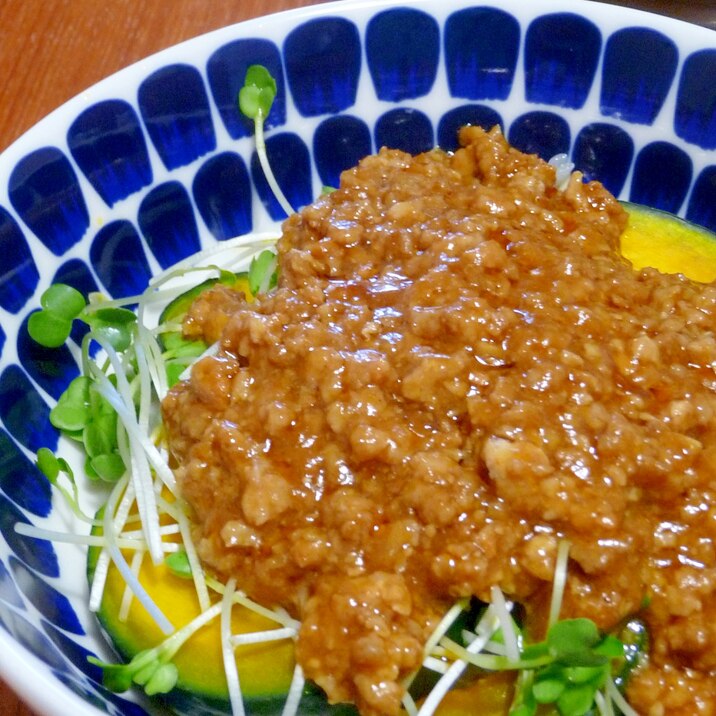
[1,0,715,713]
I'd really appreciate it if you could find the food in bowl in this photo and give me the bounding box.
[27,119,716,716]
[164,124,716,715]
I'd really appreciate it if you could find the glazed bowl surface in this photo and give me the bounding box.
[1,0,715,713]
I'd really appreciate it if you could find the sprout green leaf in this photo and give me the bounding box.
[556,682,597,716]
[166,549,193,579]
[34,447,96,521]
[91,321,134,352]
[594,634,625,659]
[89,647,178,697]
[90,453,126,482]
[50,376,91,433]
[36,447,62,483]
[238,64,294,216]
[547,618,600,659]
[92,306,138,325]
[29,283,88,347]
[238,64,277,120]
[88,602,225,697]
[504,617,628,716]
[41,283,86,319]
[532,676,565,703]
[248,249,278,296]
[27,310,74,348]
[145,662,179,696]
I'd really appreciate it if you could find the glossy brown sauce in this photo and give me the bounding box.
[162,127,716,715]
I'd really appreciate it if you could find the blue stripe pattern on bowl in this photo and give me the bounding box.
[0,4,715,713]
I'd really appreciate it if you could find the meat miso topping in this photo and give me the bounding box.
[162,126,716,716]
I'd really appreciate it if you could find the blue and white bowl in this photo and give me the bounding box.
[1,0,715,713]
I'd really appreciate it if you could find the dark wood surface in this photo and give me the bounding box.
[0,0,713,714]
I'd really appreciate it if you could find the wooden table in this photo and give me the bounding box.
[0,0,713,714]
[0,2,323,714]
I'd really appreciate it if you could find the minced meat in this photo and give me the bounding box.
[162,126,716,716]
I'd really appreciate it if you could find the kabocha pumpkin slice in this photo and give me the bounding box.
[621,202,716,282]
[158,272,253,386]
[60,130,711,715]
[158,272,253,329]
[87,512,298,713]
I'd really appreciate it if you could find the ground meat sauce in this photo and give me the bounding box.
[162,126,716,715]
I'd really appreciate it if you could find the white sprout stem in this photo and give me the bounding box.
[422,656,449,674]
[91,282,203,314]
[122,335,155,450]
[120,549,146,622]
[274,606,296,624]
[121,524,181,539]
[401,690,419,716]
[147,233,280,291]
[88,550,111,613]
[156,494,211,614]
[232,592,300,631]
[509,670,535,715]
[280,664,305,716]
[135,317,168,402]
[206,576,301,631]
[102,476,173,634]
[403,599,467,691]
[69,233,281,597]
[153,321,183,335]
[90,363,176,491]
[548,539,571,630]
[48,471,98,524]
[416,607,501,716]
[79,333,96,380]
[151,600,225,662]
[85,336,166,565]
[108,384,164,564]
[481,639,509,656]
[438,637,516,671]
[605,677,640,716]
[89,481,137,613]
[168,353,206,369]
[114,418,134,495]
[122,332,165,565]
[257,253,278,295]
[178,342,219,383]
[490,585,520,662]
[424,600,468,658]
[221,578,247,716]
[594,690,614,716]
[549,152,575,191]
[81,234,279,313]
[255,114,294,217]
[229,626,296,647]
[13,523,179,551]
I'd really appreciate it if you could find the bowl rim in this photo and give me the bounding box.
[1,0,715,714]
[2,0,715,168]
